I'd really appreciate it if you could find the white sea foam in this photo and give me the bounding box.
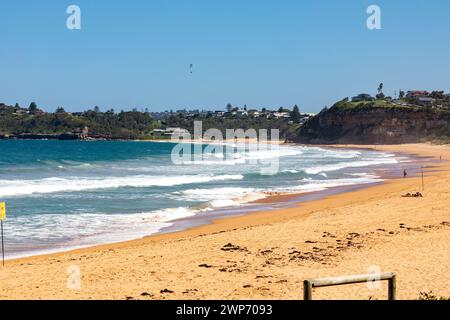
[282,169,300,174]
[349,172,381,179]
[0,174,244,197]
[177,187,267,208]
[3,143,407,259]
[304,157,398,175]
[279,176,383,193]
[4,206,204,259]
[175,175,382,211]
[8,207,201,241]
[296,146,361,158]
[183,145,303,165]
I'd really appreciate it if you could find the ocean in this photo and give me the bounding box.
[0,140,406,258]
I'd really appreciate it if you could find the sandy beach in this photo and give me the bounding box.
[1,143,449,300]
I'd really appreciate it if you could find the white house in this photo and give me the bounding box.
[272,112,291,119]
[152,128,189,138]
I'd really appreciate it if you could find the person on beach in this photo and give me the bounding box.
[403,169,408,178]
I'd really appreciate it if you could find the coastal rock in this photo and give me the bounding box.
[296,101,450,144]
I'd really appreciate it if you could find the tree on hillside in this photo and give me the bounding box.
[93,106,101,113]
[55,107,66,113]
[226,103,233,113]
[291,105,301,122]
[430,91,445,99]
[29,102,38,114]
[278,107,290,113]
[376,92,385,100]
[377,83,384,94]
[375,83,386,100]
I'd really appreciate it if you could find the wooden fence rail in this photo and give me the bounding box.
[303,272,396,300]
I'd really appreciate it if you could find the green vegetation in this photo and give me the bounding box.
[297,94,450,144]
[418,291,450,300]
[331,99,421,111]
[0,103,159,139]
[291,105,301,122]
[0,102,307,140]
[161,114,300,141]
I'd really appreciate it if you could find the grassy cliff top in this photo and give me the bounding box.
[330,99,420,111]
[325,99,450,117]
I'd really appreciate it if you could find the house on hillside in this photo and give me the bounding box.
[13,107,28,115]
[81,126,89,140]
[415,97,435,107]
[232,109,248,117]
[249,110,260,118]
[271,112,291,119]
[214,111,225,117]
[32,109,47,116]
[152,127,190,138]
[71,126,89,140]
[406,90,429,99]
[351,94,374,102]
[151,129,166,137]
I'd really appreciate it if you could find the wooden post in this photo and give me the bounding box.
[303,273,396,300]
[303,280,312,300]
[1,220,4,267]
[421,166,424,191]
[388,274,397,300]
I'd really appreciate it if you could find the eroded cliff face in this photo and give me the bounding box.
[296,105,450,144]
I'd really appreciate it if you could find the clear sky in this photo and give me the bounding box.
[1,0,449,113]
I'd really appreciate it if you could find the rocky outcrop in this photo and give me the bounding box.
[296,102,450,144]
[1,133,82,140]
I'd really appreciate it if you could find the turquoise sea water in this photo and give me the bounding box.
[0,140,405,258]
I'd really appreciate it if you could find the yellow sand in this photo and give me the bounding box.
[0,143,449,300]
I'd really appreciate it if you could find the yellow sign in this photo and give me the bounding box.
[0,202,5,221]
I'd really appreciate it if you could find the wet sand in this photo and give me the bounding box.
[0,143,449,300]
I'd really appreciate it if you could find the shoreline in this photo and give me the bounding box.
[1,143,449,300]
[5,145,412,262]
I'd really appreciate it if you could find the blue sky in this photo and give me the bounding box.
[0,0,449,112]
